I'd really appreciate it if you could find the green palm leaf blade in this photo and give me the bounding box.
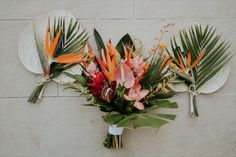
[170,24,232,117]
[171,24,232,89]
[53,17,88,57]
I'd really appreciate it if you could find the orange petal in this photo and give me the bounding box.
[187,51,191,68]
[44,26,50,58]
[55,53,83,64]
[49,30,61,58]
[123,44,128,59]
[176,51,186,71]
[190,50,205,69]
[101,49,107,64]
[96,56,108,69]
[160,55,169,70]
[107,43,115,56]
[109,56,116,77]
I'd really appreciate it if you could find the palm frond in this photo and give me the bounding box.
[53,17,88,57]
[171,24,232,89]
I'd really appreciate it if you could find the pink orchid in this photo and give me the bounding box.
[113,62,135,88]
[124,84,149,110]
[130,56,148,84]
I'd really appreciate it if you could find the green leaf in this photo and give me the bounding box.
[116,115,136,128]
[148,100,178,108]
[103,112,125,125]
[116,33,135,58]
[74,74,87,85]
[94,29,106,57]
[63,72,76,79]
[151,91,177,99]
[133,114,169,129]
[54,17,88,57]
[157,114,176,120]
[170,25,232,89]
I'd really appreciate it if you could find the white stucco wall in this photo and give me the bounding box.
[0,0,235,157]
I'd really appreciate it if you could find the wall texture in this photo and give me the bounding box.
[0,0,235,157]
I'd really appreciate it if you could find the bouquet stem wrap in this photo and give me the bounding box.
[103,125,124,149]
[189,85,199,117]
[28,77,50,103]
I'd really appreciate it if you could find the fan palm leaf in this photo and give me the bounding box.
[171,25,232,89]
[28,17,89,103]
[170,24,232,117]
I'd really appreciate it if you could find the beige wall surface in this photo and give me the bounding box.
[0,0,235,157]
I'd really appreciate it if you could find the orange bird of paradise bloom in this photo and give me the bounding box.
[174,50,205,73]
[96,43,117,81]
[44,25,92,65]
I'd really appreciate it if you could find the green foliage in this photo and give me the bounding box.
[141,54,169,89]
[93,29,135,58]
[115,33,135,58]
[171,25,232,89]
[147,100,178,108]
[94,28,106,57]
[54,17,88,57]
[103,100,177,129]
[48,17,88,79]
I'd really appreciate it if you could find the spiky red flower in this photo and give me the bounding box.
[87,72,105,97]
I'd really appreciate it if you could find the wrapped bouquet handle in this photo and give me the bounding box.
[188,85,199,117]
[104,125,124,149]
[28,76,51,103]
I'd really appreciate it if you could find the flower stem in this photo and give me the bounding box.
[28,82,46,103]
[103,132,123,149]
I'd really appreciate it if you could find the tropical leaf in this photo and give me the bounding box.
[54,17,88,57]
[113,113,174,129]
[103,112,125,125]
[94,29,106,57]
[132,114,169,129]
[116,33,135,58]
[148,100,178,108]
[141,54,171,88]
[102,100,178,129]
[170,25,232,89]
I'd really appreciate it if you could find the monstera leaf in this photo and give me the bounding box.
[103,100,178,129]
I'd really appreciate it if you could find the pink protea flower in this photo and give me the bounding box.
[124,84,149,110]
[85,61,99,77]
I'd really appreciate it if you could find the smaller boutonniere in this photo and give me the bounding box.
[168,25,232,117]
[28,17,92,103]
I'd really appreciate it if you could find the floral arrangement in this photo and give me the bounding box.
[167,25,232,117]
[64,27,178,149]
[28,17,90,103]
[19,12,232,150]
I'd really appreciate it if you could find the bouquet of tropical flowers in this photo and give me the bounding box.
[64,26,178,149]
[20,9,233,149]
